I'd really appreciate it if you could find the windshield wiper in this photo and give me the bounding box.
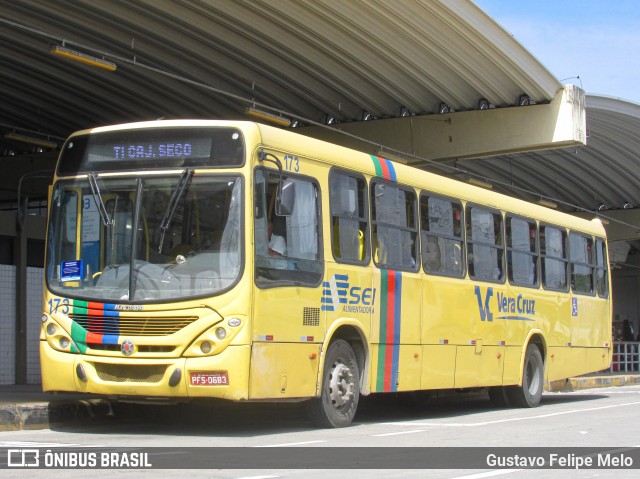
[87,173,113,226]
[158,168,193,253]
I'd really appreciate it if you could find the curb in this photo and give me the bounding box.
[0,399,114,432]
[547,374,640,392]
[0,403,50,432]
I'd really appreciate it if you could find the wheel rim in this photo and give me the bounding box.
[525,357,541,395]
[328,360,355,409]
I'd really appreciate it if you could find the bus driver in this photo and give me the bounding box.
[267,220,287,256]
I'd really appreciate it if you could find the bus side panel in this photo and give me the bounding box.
[547,346,587,382]
[505,290,570,354]
[248,342,321,399]
[571,296,610,348]
[454,282,507,388]
[585,347,611,375]
[421,345,456,389]
[252,287,325,344]
[422,276,469,345]
[322,265,373,344]
[454,345,505,388]
[503,345,524,385]
[369,344,422,392]
[369,268,422,392]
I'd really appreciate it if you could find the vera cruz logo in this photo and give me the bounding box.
[321,274,376,313]
[474,286,536,322]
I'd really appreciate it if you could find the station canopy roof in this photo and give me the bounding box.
[1,0,639,257]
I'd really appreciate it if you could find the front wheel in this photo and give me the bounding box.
[306,339,360,428]
[507,344,544,408]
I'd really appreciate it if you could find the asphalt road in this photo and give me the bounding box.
[2,385,640,478]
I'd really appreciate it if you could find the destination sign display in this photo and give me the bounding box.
[57,127,244,174]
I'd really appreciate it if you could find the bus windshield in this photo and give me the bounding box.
[46,174,242,302]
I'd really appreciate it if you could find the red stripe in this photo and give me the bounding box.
[384,271,396,391]
[377,156,391,180]
[87,302,104,317]
[86,332,104,344]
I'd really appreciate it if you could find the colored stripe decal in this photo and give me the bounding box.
[370,155,397,182]
[376,269,402,392]
[372,155,383,178]
[70,300,120,350]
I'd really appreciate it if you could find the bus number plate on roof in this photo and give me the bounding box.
[190,371,229,386]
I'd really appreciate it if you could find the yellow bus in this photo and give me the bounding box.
[41,120,611,427]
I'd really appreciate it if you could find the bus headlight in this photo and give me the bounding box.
[215,327,227,340]
[43,319,79,354]
[184,318,244,358]
[200,341,212,354]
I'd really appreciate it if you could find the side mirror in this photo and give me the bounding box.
[276,179,295,216]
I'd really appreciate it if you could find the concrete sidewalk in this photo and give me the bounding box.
[2,373,640,431]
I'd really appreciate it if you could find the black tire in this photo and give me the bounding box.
[488,386,510,407]
[507,344,544,408]
[306,339,360,428]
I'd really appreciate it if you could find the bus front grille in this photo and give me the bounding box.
[93,363,167,383]
[70,315,198,336]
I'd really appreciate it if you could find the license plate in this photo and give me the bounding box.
[190,371,229,386]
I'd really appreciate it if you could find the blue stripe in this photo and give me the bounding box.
[385,159,397,182]
[391,271,402,392]
[321,305,334,311]
[334,274,349,281]
[101,334,119,345]
[335,282,349,289]
[321,297,333,304]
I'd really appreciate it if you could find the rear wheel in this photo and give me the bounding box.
[507,344,544,408]
[306,339,360,428]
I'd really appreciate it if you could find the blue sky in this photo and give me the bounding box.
[473,0,640,103]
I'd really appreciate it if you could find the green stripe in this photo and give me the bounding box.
[370,154,383,178]
[70,321,88,354]
[376,269,389,391]
[72,299,88,315]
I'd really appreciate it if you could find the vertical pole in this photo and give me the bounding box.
[14,218,27,385]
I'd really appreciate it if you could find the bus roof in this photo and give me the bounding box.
[64,119,606,238]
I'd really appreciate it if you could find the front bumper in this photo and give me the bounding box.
[40,341,251,401]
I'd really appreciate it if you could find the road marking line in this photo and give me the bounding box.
[383,400,640,428]
[235,476,281,479]
[255,440,327,448]
[372,429,428,437]
[0,441,83,447]
[451,470,522,479]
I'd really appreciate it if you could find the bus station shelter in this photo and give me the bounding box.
[0,0,639,385]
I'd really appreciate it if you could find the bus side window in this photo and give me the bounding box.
[420,194,464,277]
[329,170,369,263]
[540,225,569,291]
[254,168,323,287]
[506,215,538,287]
[570,232,594,295]
[370,180,418,271]
[466,206,504,282]
[595,238,609,298]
